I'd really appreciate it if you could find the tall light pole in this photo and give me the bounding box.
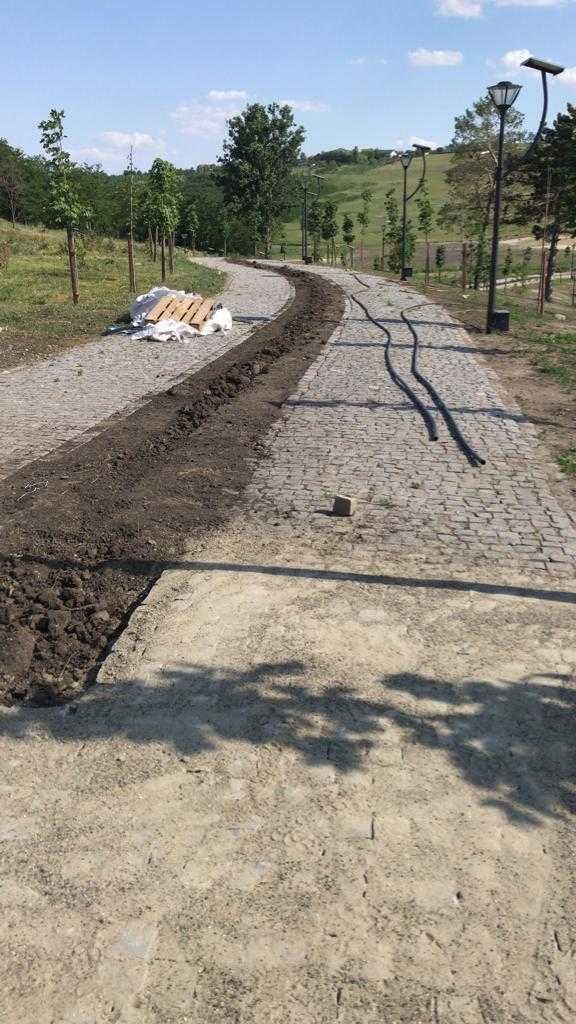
[485,56,564,334]
[399,144,430,281]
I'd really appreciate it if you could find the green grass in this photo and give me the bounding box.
[0,220,225,368]
[527,331,576,390]
[557,449,576,475]
[279,153,531,253]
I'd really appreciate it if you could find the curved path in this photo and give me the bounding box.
[0,261,291,480]
[244,262,576,575]
[1,262,576,1024]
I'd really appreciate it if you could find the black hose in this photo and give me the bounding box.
[400,302,486,467]
[350,293,439,442]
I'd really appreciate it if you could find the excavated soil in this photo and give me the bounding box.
[0,265,344,704]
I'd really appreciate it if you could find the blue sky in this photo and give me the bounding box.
[1,0,576,171]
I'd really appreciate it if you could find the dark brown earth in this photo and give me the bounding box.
[0,265,344,704]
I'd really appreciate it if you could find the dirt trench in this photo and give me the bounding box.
[0,265,344,704]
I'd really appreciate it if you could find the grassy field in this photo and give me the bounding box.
[0,220,225,370]
[279,153,531,253]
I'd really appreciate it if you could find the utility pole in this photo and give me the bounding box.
[127,146,136,293]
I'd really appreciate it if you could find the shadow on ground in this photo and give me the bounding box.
[1,659,574,828]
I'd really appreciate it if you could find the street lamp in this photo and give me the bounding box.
[485,55,565,334]
[400,144,430,281]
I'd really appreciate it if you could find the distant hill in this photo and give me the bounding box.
[280,153,526,255]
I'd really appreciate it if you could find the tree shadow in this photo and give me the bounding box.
[1,662,574,828]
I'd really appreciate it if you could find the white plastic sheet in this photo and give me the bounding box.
[128,287,232,343]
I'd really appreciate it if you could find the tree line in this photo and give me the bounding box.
[1,95,575,305]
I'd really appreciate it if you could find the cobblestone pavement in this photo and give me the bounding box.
[0,260,291,480]
[243,263,576,576]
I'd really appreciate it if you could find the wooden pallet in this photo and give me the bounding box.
[146,294,215,328]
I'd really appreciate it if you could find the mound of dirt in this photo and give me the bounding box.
[0,265,344,704]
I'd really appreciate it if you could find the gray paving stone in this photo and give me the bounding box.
[0,260,292,480]
[239,262,576,576]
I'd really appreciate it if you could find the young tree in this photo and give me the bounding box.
[219,103,305,257]
[321,201,338,264]
[439,95,527,292]
[502,247,513,291]
[416,185,434,285]
[342,213,355,266]
[126,147,136,293]
[147,158,180,281]
[435,244,446,282]
[307,198,323,261]
[38,109,90,304]
[357,188,373,264]
[182,202,199,252]
[0,141,24,227]
[383,189,414,273]
[520,246,533,289]
[513,103,576,301]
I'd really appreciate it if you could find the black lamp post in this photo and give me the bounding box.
[485,56,565,334]
[400,144,430,281]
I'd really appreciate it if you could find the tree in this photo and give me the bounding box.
[147,158,180,281]
[342,213,355,266]
[182,202,199,252]
[439,95,526,291]
[513,103,576,301]
[307,198,323,261]
[321,201,338,264]
[126,147,136,292]
[416,185,434,285]
[357,188,373,264]
[520,246,533,289]
[502,247,513,291]
[219,103,305,257]
[383,189,414,273]
[38,109,90,304]
[0,141,24,226]
[435,244,446,281]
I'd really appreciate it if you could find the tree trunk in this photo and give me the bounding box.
[544,222,561,302]
[168,232,174,274]
[380,231,386,271]
[161,235,166,282]
[426,240,431,286]
[461,242,467,292]
[127,231,136,293]
[153,227,158,263]
[66,226,80,305]
[148,226,153,259]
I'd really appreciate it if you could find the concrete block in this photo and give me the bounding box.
[332,494,356,517]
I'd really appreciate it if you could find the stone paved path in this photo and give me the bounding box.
[244,263,576,576]
[0,261,291,480]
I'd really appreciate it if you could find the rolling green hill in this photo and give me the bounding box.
[279,153,526,257]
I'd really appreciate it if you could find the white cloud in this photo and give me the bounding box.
[279,98,330,112]
[438,0,482,15]
[494,0,571,6]
[346,57,366,65]
[410,134,438,149]
[171,98,242,136]
[500,48,531,70]
[99,131,160,151]
[207,89,248,102]
[559,66,576,84]
[74,130,166,166]
[409,48,463,66]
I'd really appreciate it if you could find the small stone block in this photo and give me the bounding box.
[333,495,355,517]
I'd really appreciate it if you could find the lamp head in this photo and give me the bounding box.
[521,56,565,76]
[488,80,522,113]
[413,143,431,153]
[399,151,413,169]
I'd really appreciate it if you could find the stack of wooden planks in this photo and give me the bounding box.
[145,294,215,328]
